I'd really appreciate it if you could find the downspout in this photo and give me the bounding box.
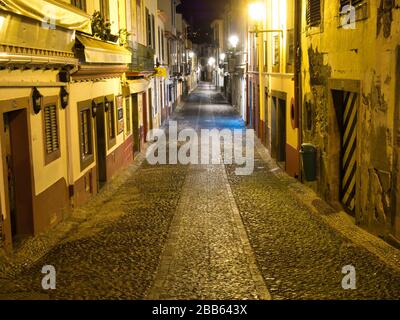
[294,0,303,181]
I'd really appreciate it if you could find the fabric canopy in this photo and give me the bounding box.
[76,34,131,64]
[0,0,91,33]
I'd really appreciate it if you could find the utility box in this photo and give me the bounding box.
[300,143,317,182]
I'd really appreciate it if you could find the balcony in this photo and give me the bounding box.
[129,42,155,73]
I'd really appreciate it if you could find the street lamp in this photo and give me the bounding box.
[248,2,265,25]
[229,35,239,49]
[208,57,216,66]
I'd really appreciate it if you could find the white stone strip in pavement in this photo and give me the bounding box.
[147,163,271,300]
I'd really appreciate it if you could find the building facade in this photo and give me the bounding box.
[221,0,400,245]
[0,0,196,252]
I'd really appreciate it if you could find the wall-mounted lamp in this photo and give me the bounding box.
[91,100,97,117]
[248,2,283,38]
[229,35,239,48]
[60,87,69,109]
[104,97,110,112]
[32,87,42,114]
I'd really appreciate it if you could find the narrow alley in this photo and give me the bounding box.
[1,83,399,300]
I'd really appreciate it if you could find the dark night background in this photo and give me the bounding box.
[179,0,228,43]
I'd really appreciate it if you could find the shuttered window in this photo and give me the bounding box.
[44,105,59,155]
[306,0,321,27]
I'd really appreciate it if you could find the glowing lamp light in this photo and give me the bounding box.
[189,51,194,58]
[229,35,239,48]
[248,2,266,23]
[208,57,216,66]
[220,53,226,61]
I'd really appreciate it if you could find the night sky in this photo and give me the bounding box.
[180,0,229,43]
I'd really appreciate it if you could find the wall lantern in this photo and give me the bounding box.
[60,87,69,109]
[104,97,111,112]
[91,100,97,117]
[32,87,42,114]
[229,35,239,49]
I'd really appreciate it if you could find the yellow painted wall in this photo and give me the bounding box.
[0,70,69,223]
[68,77,125,183]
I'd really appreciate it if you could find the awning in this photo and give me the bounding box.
[127,79,149,94]
[76,34,131,64]
[0,0,91,33]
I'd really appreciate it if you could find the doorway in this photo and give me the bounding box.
[131,93,140,154]
[142,92,148,142]
[95,102,107,189]
[264,91,269,147]
[148,88,153,131]
[249,81,253,128]
[3,109,34,241]
[271,94,287,165]
[332,89,358,215]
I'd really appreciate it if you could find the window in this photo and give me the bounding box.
[126,97,131,133]
[340,0,364,10]
[152,14,156,50]
[286,29,295,73]
[78,101,94,170]
[264,40,268,72]
[107,98,116,148]
[306,0,321,26]
[272,35,280,72]
[71,0,87,11]
[100,0,110,21]
[43,103,60,164]
[106,101,115,139]
[146,8,152,47]
[161,29,165,62]
[339,0,368,25]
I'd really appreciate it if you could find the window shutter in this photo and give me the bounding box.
[306,0,321,26]
[44,105,59,154]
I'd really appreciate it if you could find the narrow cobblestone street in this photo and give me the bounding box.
[0,83,400,300]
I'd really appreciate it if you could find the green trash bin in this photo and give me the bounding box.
[300,143,317,182]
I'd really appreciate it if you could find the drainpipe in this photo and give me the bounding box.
[294,0,303,181]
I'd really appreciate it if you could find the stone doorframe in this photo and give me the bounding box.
[327,79,361,214]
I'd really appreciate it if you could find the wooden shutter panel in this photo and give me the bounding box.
[44,105,59,154]
[307,0,321,26]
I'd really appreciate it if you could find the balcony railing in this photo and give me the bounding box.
[129,42,155,72]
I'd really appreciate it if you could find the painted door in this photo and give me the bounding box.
[95,102,107,189]
[131,93,140,153]
[264,91,269,147]
[148,88,153,131]
[249,82,253,128]
[334,90,358,214]
[3,109,34,240]
[142,92,148,143]
[271,96,287,164]
[277,98,287,163]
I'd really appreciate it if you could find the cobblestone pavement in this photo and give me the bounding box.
[0,82,400,300]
